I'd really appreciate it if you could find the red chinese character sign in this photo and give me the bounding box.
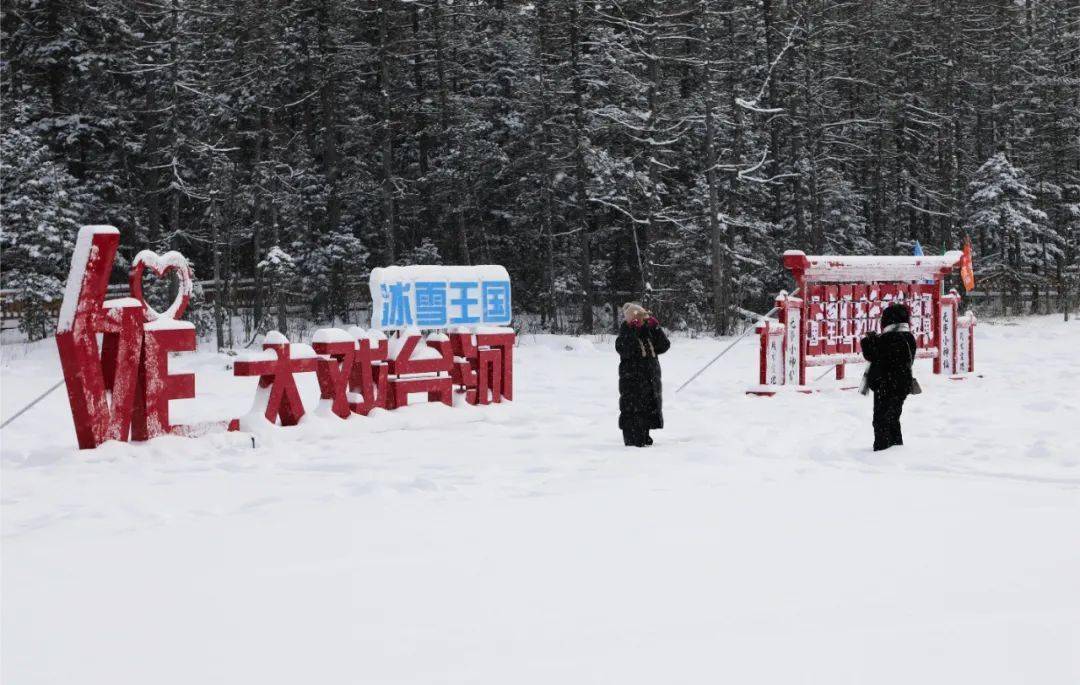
[56,228,516,449]
[751,251,977,395]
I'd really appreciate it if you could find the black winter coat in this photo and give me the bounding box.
[861,328,917,395]
[616,322,670,430]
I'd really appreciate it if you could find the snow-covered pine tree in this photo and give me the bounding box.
[257,245,299,337]
[294,230,369,326]
[819,167,874,255]
[966,153,1052,314]
[0,119,93,340]
[5,0,1080,336]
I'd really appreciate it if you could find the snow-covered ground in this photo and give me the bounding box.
[2,317,1079,684]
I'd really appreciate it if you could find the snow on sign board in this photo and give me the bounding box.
[53,228,515,449]
[370,265,512,330]
[752,251,977,393]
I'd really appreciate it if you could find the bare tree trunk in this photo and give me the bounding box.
[703,2,728,335]
[721,8,742,324]
[639,0,659,302]
[144,86,162,246]
[536,1,558,330]
[317,1,342,234]
[456,210,471,265]
[168,0,181,253]
[252,112,267,329]
[802,31,824,253]
[211,199,224,351]
[570,0,594,333]
[761,0,783,228]
[379,1,396,265]
[222,174,235,348]
[432,0,450,131]
[273,206,288,335]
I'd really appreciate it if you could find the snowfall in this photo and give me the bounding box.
[2,316,1078,684]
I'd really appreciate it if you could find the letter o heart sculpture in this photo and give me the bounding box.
[129,250,194,322]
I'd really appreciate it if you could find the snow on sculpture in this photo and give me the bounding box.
[233,335,321,427]
[370,265,512,329]
[751,250,977,394]
[227,287,517,423]
[55,227,517,448]
[227,265,515,424]
[56,226,141,448]
[370,265,515,403]
[56,226,211,448]
[129,249,194,322]
[311,328,356,419]
[347,327,390,416]
[385,329,454,409]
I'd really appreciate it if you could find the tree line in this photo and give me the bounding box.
[2,0,1078,343]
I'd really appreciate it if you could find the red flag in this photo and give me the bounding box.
[960,236,975,292]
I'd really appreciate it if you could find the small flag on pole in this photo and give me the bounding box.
[960,236,975,292]
[913,241,933,284]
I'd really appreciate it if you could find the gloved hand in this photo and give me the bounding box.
[646,316,659,328]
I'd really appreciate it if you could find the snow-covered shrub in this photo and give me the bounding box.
[396,238,442,266]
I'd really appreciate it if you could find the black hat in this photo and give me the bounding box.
[881,302,910,327]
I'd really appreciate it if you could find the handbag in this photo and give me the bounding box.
[907,341,923,395]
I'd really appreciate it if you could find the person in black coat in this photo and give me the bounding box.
[616,302,671,447]
[860,302,918,451]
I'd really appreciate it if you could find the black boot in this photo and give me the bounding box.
[623,425,646,447]
[644,430,653,446]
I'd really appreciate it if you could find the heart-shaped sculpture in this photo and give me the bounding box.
[129,249,194,322]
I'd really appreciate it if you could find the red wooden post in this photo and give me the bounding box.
[776,291,804,387]
[787,264,809,387]
[931,284,943,374]
[968,314,976,372]
[939,289,961,376]
[756,320,770,386]
[755,320,785,386]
